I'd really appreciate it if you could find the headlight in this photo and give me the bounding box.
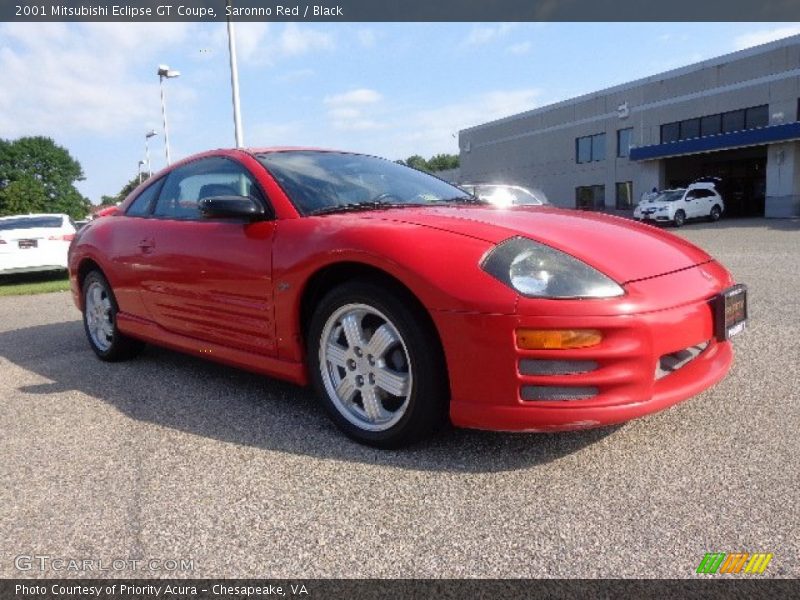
[481,237,624,299]
[656,207,667,212]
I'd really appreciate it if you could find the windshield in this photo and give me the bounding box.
[0,216,63,230]
[470,184,548,206]
[652,190,685,203]
[257,151,475,215]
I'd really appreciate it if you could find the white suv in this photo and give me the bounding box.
[633,182,724,227]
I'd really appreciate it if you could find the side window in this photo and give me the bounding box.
[126,178,164,217]
[153,157,267,220]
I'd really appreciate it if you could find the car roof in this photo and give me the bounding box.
[0,213,66,220]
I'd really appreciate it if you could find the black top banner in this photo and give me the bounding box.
[4,0,800,22]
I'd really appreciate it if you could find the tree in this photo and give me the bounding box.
[427,153,459,172]
[0,136,91,220]
[101,177,142,206]
[398,153,460,173]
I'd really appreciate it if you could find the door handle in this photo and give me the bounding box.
[138,238,155,253]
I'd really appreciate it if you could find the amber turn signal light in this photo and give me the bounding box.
[516,329,603,350]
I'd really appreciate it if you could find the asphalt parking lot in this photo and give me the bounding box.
[0,218,798,579]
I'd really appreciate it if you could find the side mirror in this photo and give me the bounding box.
[198,195,266,220]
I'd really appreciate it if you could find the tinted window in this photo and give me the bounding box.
[154,157,265,220]
[746,105,768,129]
[615,181,633,209]
[257,151,469,215]
[722,109,745,133]
[680,118,700,140]
[661,122,680,143]
[0,216,63,230]
[591,133,606,161]
[701,114,722,137]
[617,128,633,158]
[575,185,605,210]
[576,136,592,163]
[126,178,163,217]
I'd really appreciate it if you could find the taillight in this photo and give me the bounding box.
[0,239,6,244]
[48,234,75,241]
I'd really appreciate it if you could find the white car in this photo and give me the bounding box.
[0,213,77,275]
[633,182,724,227]
[459,183,549,207]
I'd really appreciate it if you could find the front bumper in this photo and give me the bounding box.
[433,262,737,432]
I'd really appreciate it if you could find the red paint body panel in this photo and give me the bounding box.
[69,148,744,433]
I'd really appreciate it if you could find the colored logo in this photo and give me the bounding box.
[696,552,773,574]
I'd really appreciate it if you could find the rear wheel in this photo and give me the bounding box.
[308,281,448,448]
[673,210,686,227]
[709,205,722,222]
[82,270,144,361]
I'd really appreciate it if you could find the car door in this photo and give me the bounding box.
[137,156,278,356]
[683,189,702,218]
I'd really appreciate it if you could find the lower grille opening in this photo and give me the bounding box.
[521,386,598,402]
[655,341,709,380]
[519,359,598,376]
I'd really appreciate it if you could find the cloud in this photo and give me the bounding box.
[463,24,517,47]
[733,26,800,50]
[391,88,541,159]
[324,88,382,106]
[0,22,193,138]
[226,22,334,65]
[508,41,532,55]
[323,88,385,131]
[357,29,379,48]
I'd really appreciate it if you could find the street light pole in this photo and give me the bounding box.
[138,160,146,183]
[145,129,157,176]
[157,65,180,165]
[226,0,244,148]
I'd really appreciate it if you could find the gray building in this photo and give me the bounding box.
[458,35,800,218]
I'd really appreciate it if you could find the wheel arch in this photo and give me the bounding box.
[298,261,450,392]
[76,258,105,310]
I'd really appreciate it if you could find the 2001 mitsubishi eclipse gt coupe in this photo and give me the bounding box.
[68,148,748,447]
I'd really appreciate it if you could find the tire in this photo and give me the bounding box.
[709,205,722,222]
[307,280,448,448]
[673,210,686,227]
[82,270,144,361]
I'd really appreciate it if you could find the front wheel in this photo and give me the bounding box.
[82,270,144,361]
[308,281,448,448]
[673,210,686,227]
[709,205,722,222]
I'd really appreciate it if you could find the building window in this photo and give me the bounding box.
[576,133,606,163]
[617,128,633,158]
[661,122,680,144]
[746,105,768,129]
[615,182,633,210]
[722,109,745,133]
[576,185,605,210]
[701,114,722,137]
[661,104,769,144]
[680,118,701,140]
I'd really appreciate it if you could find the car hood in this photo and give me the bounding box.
[363,205,712,284]
[637,201,672,210]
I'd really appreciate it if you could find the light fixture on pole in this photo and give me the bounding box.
[226,0,244,148]
[157,64,180,165]
[144,129,157,176]
[138,160,146,183]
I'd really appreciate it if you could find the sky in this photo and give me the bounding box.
[1,21,800,203]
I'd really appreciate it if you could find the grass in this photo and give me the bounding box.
[0,271,71,296]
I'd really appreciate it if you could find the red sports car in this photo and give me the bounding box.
[69,148,747,447]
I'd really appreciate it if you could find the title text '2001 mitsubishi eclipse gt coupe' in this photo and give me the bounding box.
[68,149,748,447]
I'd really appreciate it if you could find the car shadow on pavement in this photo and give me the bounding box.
[0,320,620,474]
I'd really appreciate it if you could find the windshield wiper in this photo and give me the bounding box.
[440,195,488,205]
[308,200,407,216]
